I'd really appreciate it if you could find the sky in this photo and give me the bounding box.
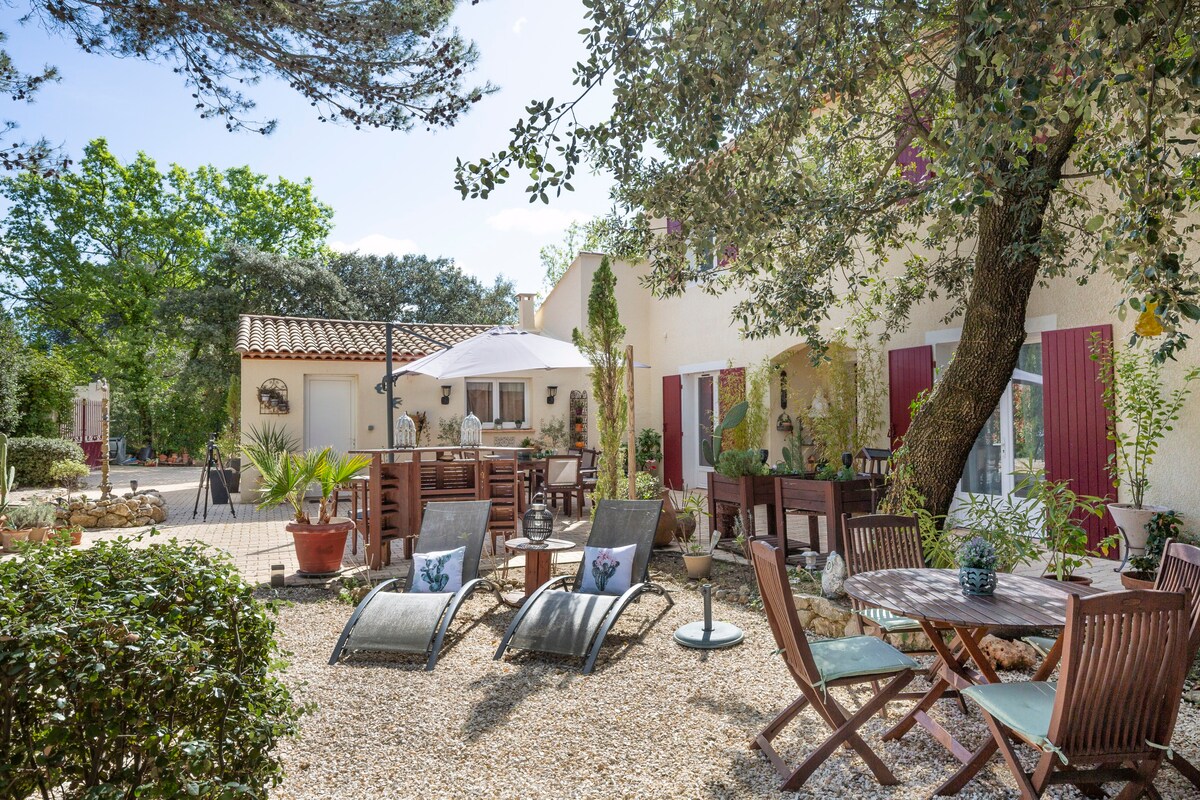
[1,1,615,292]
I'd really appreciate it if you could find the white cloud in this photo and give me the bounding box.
[485,207,591,236]
[328,233,419,257]
[512,16,527,34]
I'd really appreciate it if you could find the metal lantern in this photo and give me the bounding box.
[522,492,555,545]
[395,412,417,448]
[460,412,482,447]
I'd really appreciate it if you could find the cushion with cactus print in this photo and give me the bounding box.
[410,546,465,593]
[578,544,635,595]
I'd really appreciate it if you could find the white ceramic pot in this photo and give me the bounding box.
[1106,503,1169,556]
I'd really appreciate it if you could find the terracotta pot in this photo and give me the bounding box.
[69,527,83,546]
[287,517,353,575]
[1120,571,1156,591]
[2,529,31,552]
[28,526,49,544]
[1041,573,1093,587]
[683,553,713,580]
[654,490,679,547]
[1107,503,1170,556]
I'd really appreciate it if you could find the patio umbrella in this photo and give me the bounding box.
[390,325,648,379]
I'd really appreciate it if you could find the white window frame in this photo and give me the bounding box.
[465,378,530,428]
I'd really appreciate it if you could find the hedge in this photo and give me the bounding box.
[6,436,86,487]
[0,534,303,798]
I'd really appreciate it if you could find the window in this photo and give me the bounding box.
[466,379,528,426]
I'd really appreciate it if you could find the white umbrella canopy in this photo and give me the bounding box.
[391,326,647,379]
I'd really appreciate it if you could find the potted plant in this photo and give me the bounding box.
[676,489,708,540]
[1025,472,1116,585]
[14,500,58,545]
[677,524,723,580]
[493,417,503,430]
[635,428,663,472]
[242,423,300,503]
[1095,340,1199,556]
[958,536,998,596]
[1121,510,1184,590]
[515,418,524,430]
[3,506,33,551]
[246,447,371,575]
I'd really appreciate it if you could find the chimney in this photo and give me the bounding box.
[516,293,538,332]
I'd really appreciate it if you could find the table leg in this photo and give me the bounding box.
[882,621,979,766]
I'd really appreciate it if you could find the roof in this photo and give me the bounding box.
[235,315,495,361]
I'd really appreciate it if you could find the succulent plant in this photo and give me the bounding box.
[958,536,998,571]
[701,400,748,466]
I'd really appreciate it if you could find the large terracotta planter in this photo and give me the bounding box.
[1120,571,1156,591]
[2,529,30,552]
[287,517,353,575]
[1107,503,1169,556]
[655,489,679,547]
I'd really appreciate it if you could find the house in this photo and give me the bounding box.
[534,249,1200,549]
[234,311,590,475]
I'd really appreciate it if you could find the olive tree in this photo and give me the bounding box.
[459,0,1200,518]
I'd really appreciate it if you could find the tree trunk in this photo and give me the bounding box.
[892,194,1052,521]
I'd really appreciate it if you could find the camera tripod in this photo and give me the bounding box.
[193,433,237,521]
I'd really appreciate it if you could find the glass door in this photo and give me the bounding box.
[957,342,1044,504]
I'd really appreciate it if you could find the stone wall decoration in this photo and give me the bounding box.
[59,491,168,529]
[257,379,289,414]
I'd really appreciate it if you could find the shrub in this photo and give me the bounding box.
[0,534,303,798]
[6,436,86,487]
[715,448,770,478]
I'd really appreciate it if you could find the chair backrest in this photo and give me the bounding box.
[749,540,821,688]
[1049,590,1191,763]
[575,499,662,589]
[1155,538,1200,657]
[582,448,599,470]
[404,500,493,591]
[545,455,580,487]
[842,514,924,576]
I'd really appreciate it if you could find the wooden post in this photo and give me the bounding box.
[99,379,112,499]
[626,345,636,500]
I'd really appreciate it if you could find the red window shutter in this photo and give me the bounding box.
[887,346,934,450]
[1043,325,1117,557]
[662,375,683,490]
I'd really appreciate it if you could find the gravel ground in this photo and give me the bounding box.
[268,555,1200,800]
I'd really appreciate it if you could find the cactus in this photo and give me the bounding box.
[0,433,14,517]
[701,400,748,466]
[779,430,806,475]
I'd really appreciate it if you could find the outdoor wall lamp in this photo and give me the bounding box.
[546,385,558,404]
[441,385,452,405]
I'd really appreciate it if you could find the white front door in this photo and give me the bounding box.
[305,376,356,452]
[682,371,721,488]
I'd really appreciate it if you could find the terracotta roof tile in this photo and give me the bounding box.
[235,315,495,361]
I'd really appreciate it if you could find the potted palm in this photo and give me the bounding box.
[247,447,371,575]
[1095,341,1198,556]
[241,423,300,503]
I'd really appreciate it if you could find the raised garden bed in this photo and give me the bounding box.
[706,471,779,545]
[773,474,881,557]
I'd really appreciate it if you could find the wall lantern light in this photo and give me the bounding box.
[546,385,558,405]
[441,385,452,405]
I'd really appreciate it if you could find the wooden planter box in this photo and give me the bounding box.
[706,472,779,545]
[774,474,881,556]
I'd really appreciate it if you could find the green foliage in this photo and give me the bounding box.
[958,537,998,571]
[5,437,85,487]
[247,447,370,524]
[437,414,463,446]
[47,459,89,489]
[635,428,663,470]
[776,432,807,476]
[633,470,663,500]
[242,423,301,473]
[715,448,769,479]
[879,468,950,567]
[701,400,747,466]
[539,218,604,295]
[0,535,302,798]
[948,495,1042,575]
[1129,510,1186,575]
[1023,471,1115,580]
[0,313,77,437]
[1093,337,1200,508]
[328,251,517,324]
[801,343,874,467]
[6,1,489,140]
[573,256,627,501]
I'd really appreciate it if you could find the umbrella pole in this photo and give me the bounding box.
[385,322,395,463]
[626,345,636,500]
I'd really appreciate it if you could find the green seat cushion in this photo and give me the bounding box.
[962,681,1057,751]
[809,635,920,686]
[1022,635,1058,658]
[856,607,924,633]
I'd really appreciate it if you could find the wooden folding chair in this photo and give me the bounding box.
[1154,538,1200,789]
[749,540,919,790]
[957,590,1191,799]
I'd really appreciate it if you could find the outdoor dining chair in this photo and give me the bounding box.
[494,499,672,674]
[329,500,498,670]
[842,514,928,640]
[958,589,1192,799]
[749,539,919,790]
[543,454,585,518]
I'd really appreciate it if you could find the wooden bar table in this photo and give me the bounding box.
[351,446,531,569]
[843,568,1102,796]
